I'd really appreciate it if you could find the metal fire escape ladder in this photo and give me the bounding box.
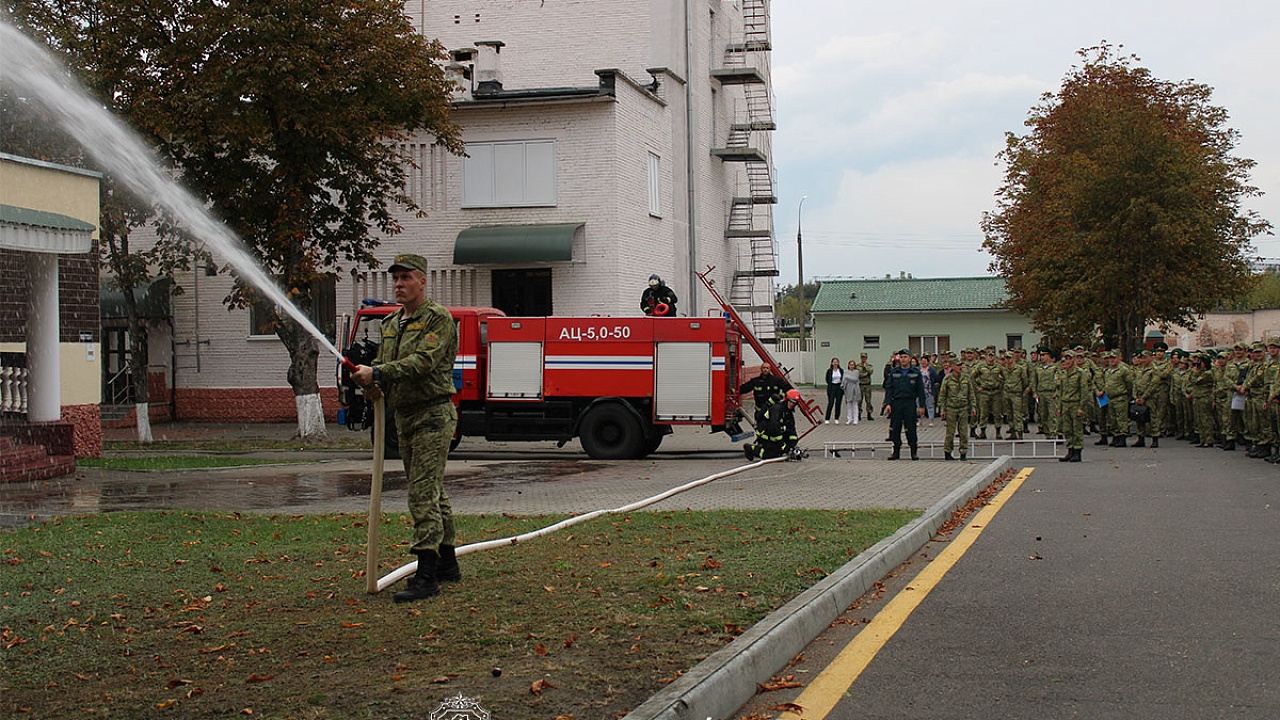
[712,0,778,344]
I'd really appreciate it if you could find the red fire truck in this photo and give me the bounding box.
[338,269,814,459]
[339,304,758,459]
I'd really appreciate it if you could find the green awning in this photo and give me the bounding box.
[453,223,582,264]
[100,277,171,321]
[0,204,95,254]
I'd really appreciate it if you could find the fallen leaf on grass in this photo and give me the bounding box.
[340,622,364,628]
[245,674,274,683]
[430,674,457,684]
[530,679,557,696]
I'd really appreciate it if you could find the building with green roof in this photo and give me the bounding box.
[809,276,1037,371]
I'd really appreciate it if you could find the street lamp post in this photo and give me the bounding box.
[796,195,808,363]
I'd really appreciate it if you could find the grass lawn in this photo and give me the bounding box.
[78,457,316,471]
[1,508,918,719]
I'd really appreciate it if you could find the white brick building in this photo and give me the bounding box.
[126,0,779,422]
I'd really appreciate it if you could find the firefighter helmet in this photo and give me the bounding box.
[785,389,801,403]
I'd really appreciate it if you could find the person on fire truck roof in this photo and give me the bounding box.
[640,274,679,317]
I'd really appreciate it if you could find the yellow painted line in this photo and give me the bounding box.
[778,467,1035,720]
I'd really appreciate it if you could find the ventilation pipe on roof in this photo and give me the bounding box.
[448,48,476,100]
[474,40,504,95]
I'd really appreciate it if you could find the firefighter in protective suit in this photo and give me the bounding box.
[640,274,679,316]
[744,389,801,460]
[739,369,791,426]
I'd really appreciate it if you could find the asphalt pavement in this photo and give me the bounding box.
[728,437,1280,720]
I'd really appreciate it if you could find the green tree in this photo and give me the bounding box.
[774,282,818,336]
[982,44,1270,356]
[1226,271,1280,311]
[9,0,463,437]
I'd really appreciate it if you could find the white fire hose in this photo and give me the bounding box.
[364,420,788,594]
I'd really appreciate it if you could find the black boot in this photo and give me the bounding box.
[888,447,901,460]
[1068,448,1082,462]
[1150,437,1159,448]
[996,427,1003,440]
[944,451,955,461]
[436,544,462,583]
[959,453,967,460]
[1095,434,1110,446]
[1132,436,1146,448]
[1059,449,1072,462]
[910,447,919,461]
[394,551,441,603]
[1111,435,1127,448]
[978,428,988,439]
[1221,439,1235,451]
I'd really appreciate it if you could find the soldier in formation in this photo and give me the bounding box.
[937,352,974,460]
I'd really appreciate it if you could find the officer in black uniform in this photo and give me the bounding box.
[884,348,927,460]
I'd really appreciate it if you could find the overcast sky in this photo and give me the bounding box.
[768,0,1280,286]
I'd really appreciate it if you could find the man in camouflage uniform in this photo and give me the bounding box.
[1172,351,1193,440]
[1242,343,1272,457]
[1130,351,1154,447]
[856,353,876,423]
[972,348,1004,439]
[1224,342,1251,449]
[1056,350,1087,462]
[1146,342,1172,444]
[937,352,974,461]
[1213,350,1233,446]
[1000,351,1027,439]
[1034,348,1060,438]
[1097,350,1134,447]
[1014,347,1034,432]
[1264,339,1280,462]
[353,253,461,603]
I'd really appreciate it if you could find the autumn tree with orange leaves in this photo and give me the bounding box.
[982,44,1270,356]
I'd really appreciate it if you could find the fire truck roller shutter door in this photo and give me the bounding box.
[654,342,713,420]
[578,401,647,459]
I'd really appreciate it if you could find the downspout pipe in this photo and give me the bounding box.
[684,0,699,317]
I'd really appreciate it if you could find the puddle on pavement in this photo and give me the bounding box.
[0,460,604,527]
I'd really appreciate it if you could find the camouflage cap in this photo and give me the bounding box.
[1269,338,1280,347]
[1252,342,1266,352]
[388,253,429,274]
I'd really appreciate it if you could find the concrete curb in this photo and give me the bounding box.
[622,456,1014,720]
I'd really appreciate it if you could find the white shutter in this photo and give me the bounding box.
[487,342,544,398]
[654,343,711,420]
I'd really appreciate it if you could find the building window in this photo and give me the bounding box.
[648,152,662,217]
[1006,334,1023,350]
[909,335,951,357]
[462,139,556,207]
[863,335,880,349]
[249,276,337,341]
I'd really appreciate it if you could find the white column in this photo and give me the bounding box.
[26,252,61,423]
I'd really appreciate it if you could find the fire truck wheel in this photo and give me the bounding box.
[638,432,665,457]
[579,403,645,460]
